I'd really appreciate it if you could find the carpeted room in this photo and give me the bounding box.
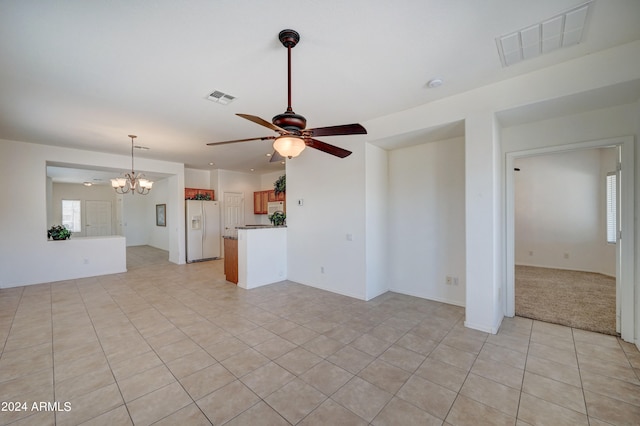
[514,147,618,335]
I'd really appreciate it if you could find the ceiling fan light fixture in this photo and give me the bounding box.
[273,136,305,159]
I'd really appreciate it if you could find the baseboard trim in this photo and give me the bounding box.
[388,287,465,308]
[464,316,502,334]
[515,263,615,278]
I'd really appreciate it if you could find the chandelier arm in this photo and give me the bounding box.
[112,134,152,195]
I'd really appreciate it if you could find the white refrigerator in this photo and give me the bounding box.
[186,200,221,262]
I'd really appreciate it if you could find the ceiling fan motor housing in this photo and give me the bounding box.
[272,110,307,132]
[278,29,300,48]
[207,28,364,159]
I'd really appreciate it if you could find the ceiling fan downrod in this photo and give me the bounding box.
[273,29,306,131]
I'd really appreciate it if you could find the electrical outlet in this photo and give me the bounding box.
[453,277,459,286]
[321,266,325,274]
[564,253,569,259]
[446,276,452,285]
[528,251,533,256]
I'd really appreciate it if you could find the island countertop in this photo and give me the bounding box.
[235,225,287,229]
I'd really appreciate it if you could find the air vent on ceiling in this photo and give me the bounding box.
[496,1,591,67]
[207,90,236,105]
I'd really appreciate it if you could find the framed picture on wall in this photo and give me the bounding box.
[156,204,166,227]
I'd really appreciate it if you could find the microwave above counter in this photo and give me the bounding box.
[267,201,284,215]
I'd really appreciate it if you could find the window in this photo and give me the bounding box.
[606,172,617,244]
[62,200,81,233]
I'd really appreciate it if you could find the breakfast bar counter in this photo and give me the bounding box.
[235,226,287,289]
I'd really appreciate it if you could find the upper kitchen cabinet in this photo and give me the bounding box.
[185,188,215,200]
[253,191,268,214]
[268,191,285,202]
[253,190,286,214]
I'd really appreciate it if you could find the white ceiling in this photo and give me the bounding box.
[2,0,639,177]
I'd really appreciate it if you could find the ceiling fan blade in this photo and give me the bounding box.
[207,136,275,146]
[304,138,352,158]
[237,114,290,134]
[269,151,285,163]
[304,123,367,137]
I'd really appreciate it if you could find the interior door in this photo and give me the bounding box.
[86,200,112,236]
[223,192,244,238]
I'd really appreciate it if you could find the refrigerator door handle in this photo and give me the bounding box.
[202,204,206,240]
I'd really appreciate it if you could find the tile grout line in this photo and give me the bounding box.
[0,286,24,363]
[513,319,533,422]
[75,278,137,425]
[103,271,278,425]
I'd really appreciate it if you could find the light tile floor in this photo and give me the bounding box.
[1,246,639,425]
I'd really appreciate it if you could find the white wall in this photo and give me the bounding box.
[261,171,285,191]
[122,189,152,246]
[0,139,185,288]
[388,136,466,305]
[365,144,389,300]
[185,168,212,191]
[514,148,616,275]
[148,177,170,251]
[287,139,368,299]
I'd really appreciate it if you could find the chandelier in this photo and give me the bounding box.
[111,135,153,195]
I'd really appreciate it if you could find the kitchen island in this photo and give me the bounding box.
[222,236,238,284]
[234,225,287,289]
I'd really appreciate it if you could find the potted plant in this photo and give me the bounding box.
[268,211,286,226]
[193,193,211,200]
[274,174,286,196]
[48,225,71,240]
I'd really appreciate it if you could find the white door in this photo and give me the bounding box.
[223,192,244,238]
[86,200,112,236]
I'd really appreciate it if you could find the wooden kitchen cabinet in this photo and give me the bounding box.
[185,188,214,200]
[253,190,286,214]
[253,191,268,214]
[223,237,238,284]
[268,190,285,202]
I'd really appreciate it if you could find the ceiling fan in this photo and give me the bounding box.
[207,29,367,161]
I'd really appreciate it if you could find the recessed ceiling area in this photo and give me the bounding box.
[47,162,172,186]
[496,79,640,128]
[369,121,465,151]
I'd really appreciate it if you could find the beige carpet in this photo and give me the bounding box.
[515,265,617,335]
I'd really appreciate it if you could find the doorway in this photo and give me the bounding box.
[223,192,244,238]
[86,200,112,237]
[505,136,635,342]
[512,147,616,334]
